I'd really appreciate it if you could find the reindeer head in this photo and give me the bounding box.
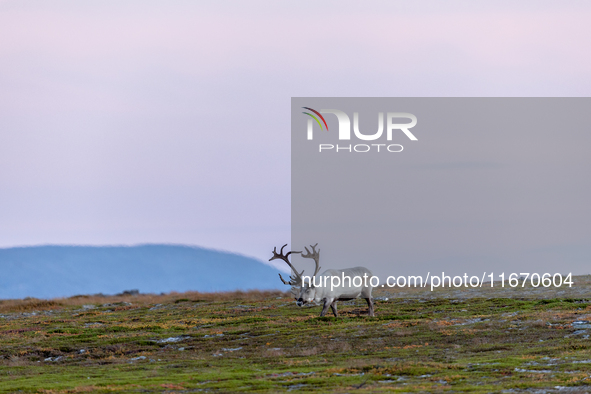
[297,286,316,306]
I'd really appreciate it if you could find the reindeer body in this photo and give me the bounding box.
[270,244,375,317]
[298,267,374,317]
[310,267,374,300]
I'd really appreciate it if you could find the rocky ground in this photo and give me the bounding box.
[373,274,591,300]
[0,276,590,393]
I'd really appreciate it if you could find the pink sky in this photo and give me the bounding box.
[1,1,590,263]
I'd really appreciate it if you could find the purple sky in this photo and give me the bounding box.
[1,1,590,265]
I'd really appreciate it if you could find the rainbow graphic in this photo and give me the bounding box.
[302,107,329,131]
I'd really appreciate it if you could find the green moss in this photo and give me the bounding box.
[0,292,589,392]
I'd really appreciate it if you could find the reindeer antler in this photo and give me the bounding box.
[269,244,303,286]
[301,243,321,276]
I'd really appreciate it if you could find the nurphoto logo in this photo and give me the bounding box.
[301,107,418,153]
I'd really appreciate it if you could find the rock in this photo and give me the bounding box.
[117,289,139,296]
[158,335,190,343]
[222,347,242,352]
[571,321,591,328]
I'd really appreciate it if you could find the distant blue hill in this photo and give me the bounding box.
[0,244,283,299]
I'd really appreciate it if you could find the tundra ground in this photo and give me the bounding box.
[1,277,591,393]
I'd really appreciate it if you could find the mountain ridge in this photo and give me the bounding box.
[0,244,283,299]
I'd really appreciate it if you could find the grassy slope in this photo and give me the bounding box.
[1,279,591,393]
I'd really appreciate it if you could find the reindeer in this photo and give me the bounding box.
[270,244,374,317]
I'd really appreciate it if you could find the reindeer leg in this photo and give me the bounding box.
[320,298,331,317]
[330,301,338,317]
[365,298,374,317]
